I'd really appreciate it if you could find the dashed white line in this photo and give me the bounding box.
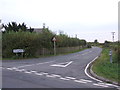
[65,76,76,80]
[34,72,43,76]
[59,77,70,81]
[11,67,18,70]
[40,72,48,75]
[97,83,119,88]
[17,61,54,68]
[74,80,87,83]
[93,83,109,87]
[30,70,37,73]
[50,74,61,77]
[80,79,92,83]
[24,71,32,74]
[16,69,26,72]
[46,75,56,78]
[6,68,13,70]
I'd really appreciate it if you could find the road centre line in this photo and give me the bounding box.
[82,51,92,55]
[80,79,92,82]
[74,80,87,83]
[34,72,44,76]
[30,70,37,73]
[40,72,48,75]
[46,75,57,78]
[93,83,109,88]
[24,71,32,74]
[59,77,70,81]
[65,76,76,80]
[16,61,54,68]
[15,69,26,72]
[6,68,14,70]
[97,83,119,88]
[50,74,61,77]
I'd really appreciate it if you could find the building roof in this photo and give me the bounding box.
[33,28,43,33]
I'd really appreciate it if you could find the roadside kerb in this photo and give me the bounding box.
[86,56,120,86]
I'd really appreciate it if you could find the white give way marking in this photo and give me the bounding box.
[50,61,73,67]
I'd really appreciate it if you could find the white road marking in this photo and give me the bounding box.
[51,61,73,67]
[82,51,92,55]
[17,61,54,68]
[24,71,32,74]
[40,72,48,75]
[97,83,119,88]
[74,80,87,83]
[14,68,22,71]
[16,69,26,72]
[6,68,13,70]
[50,74,61,77]
[89,51,92,53]
[93,83,109,87]
[34,72,43,76]
[30,70,37,73]
[46,75,57,78]
[59,77,70,81]
[11,67,18,70]
[84,56,102,82]
[80,79,92,82]
[65,76,76,80]
[84,56,119,88]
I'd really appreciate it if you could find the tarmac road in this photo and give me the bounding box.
[1,47,119,89]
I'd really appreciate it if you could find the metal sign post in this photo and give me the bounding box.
[13,49,25,57]
[52,37,56,55]
[109,50,112,63]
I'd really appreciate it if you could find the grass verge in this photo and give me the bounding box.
[2,47,88,60]
[92,48,119,83]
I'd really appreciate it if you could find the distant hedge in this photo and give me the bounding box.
[2,29,87,58]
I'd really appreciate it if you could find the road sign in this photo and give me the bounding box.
[13,49,25,53]
[52,37,56,42]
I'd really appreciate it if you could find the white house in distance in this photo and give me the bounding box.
[33,23,49,33]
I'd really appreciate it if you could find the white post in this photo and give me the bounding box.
[54,41,56,55]
[52,37,56,55]
[109,50,112,63]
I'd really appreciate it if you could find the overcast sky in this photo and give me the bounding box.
[0,0,119,43]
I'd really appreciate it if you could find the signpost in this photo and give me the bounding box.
[109,49,112,63]
[52,37,56,55]
[13,49,25,57]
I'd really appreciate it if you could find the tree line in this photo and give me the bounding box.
[2,22,88,58]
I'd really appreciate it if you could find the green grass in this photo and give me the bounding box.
[92,48,119,83]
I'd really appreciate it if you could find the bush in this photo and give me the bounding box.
[2,29,87,58]
[2,31,40,58]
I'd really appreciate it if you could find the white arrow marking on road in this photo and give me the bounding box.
[50,61,73,67]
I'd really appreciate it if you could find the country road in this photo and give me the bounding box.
[1,47,119,89]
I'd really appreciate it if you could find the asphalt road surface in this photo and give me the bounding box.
[1,47,119,89]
